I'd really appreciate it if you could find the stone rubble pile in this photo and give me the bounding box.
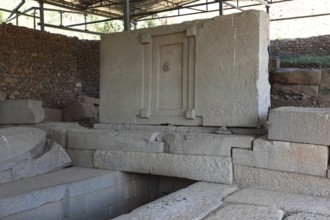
[0,127,71,184]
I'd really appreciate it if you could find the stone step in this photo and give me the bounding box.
[0,167,127,219]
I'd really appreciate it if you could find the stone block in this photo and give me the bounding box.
[286,213,330,220]
[272,83,319,96]
[234,165,330,197]
[37,122,84,148]
[205,204,284,220]
[268,56,280,73]
[0,100,45,124]
[233,136,328,177]
[43,108,63,122]
[268,107,330,145]
[100,11,270,127]
[0,127,46,171]
[163,133,255,156]
[94,150,233,184]
[63,101,98,122]
[66,149,95,168]
[0,91,6,101]
[224,187,330,216]
[68,129,164,153]
[114,182,238,220]
[78,96,100,105]
[271,68,322,85]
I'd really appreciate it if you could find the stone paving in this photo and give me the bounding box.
[115,182,330,220]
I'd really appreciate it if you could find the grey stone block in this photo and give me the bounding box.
[0,127,46,171]
[233,136,328,177]
[44,108,63,122]
[66,149,95,168]
[37,122,84,148]
[225,187,330,216]
[268,107,330,145]
[285,213,330,220]
[63,101,98,122]
[234,165,330,197]
[68,129,164,153]
[271,68,322,85]
[94,150,233,184]
[163,133,255,156]
[114,182,238,220]
[0,100,45,124]
[205,204,284,220]
[272,83,319,96]
[78,96,100,105]
[62,195,86,218]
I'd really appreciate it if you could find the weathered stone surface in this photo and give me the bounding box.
[225,188,330,216]
[66,149,94,168]
[78,96,100,105]
[0,91,6,101]
[271,68,322,85]
[68,129,164,153]
[63,101,98,122]
[272,83,319,96]
[233,136,328,176]
[285,213,330,220]
[0,127,46,170]
[234,165,330,197]
[0,100,45,124]
[100,11,270,127]
[114,182,238,220]
[163,133,255,156]
[205,204,284,220]
[37,122,84,148]
[268,107,330,145]
[94,151,233,184]
[43,108,63,122]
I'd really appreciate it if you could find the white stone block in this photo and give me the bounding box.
[68,129,164,153]
[225,188,330,216]
[268,107,330,145]
[233,136,328,177]
[0,100,45,124]
[234,165,330,197]
[205,204,284,220]
[94,150,233,184]
[66,149,94,168]
[100,11,270,127]
[114,182,238,220]
[163,133,255,156]
[0,127,46,170]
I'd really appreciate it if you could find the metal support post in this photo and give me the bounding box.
[123,0,130,31]
[219,0,223,16]
[39,0,45,31]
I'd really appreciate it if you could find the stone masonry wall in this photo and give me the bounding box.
[270,35,330,56]
[0,24,100,108]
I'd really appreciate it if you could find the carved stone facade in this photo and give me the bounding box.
[100,10,270,127]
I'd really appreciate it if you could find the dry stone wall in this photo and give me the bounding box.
[0,24,99,108]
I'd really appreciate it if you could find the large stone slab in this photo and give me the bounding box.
[0,127,46,170]
[271,68,322,85]
[268,107,330,145]
[94,151,233,184]
[100,11,270,127]
[272,83,319,96]
[0,100,45,124]
[163,133,255,156]
[114,182,238,220]
[225,188,330,216]
[233,136,328,177]
[234,165,330,197]
[68,129,164,153]
[205,204,284,220]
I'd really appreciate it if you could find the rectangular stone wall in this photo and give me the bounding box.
[100,10,270,127]
[0,24,100,108]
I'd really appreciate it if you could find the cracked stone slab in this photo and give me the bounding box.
[234,165,330,197]
[233,136,328,177]
[268,107,330,145]
[162,133,255,156]
[94,151,233,184]
[0,100,45,124]
[205,204,284,220]
[0,127,46,171]
[68,129,164,153]
[225,188,330,216]
[285,213,330,220]
[114,182,238,220]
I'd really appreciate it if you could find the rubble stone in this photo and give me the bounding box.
[271,68,322,85]
[272,83,319,96]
